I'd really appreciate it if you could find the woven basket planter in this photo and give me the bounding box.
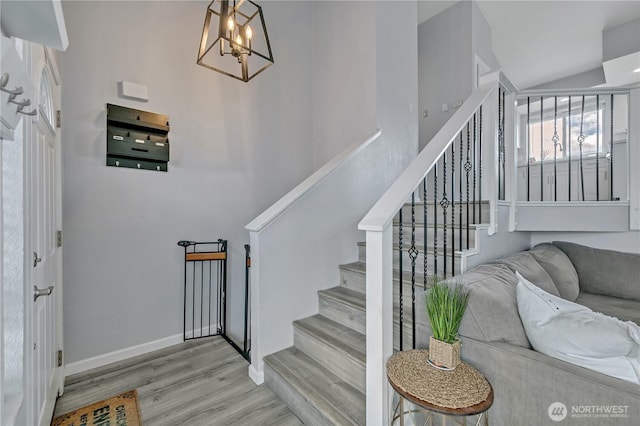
[428,336,461,369]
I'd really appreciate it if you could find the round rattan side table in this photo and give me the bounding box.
[387,349,494,426]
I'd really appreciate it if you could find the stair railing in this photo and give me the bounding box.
[516,88,632,203]
[358,77,502,424]
[245,129,420,386]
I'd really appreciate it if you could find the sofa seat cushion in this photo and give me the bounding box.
[490,251,560,297]
[554,241,640,302]
[576,292,640,326]
[529,243,580,301]
[454,263,531,348]
[516,272,640,385]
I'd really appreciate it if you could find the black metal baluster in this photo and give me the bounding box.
[201,261,204,337]
[433,164,438,277]
[193,252,196,338]
[465,123,471,249]
[568,96,572,201]
[451,143,455,275]
[223,241,228,335]
[221,241,227,335]
[501,88,506,200]
[610,94,614,200]
[183,246,187,341]
[209,260,212,336]
[423,177,428,284]
[473,113,477,224]
[398,206,404,351]
[409,194,417,349]
[498,88,502,200]
[442,152,448,278]
[579,95,586,200]
[596,95,600,201]
[217,250,222,334]
[553,96,559,201]
[540,96,544,201]
[479,107,483,224]
[459,132,463,251]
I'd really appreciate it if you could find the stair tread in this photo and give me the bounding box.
[294,315,365,364]
[341,262,436,291]
[339,261,367,274]
[392,221,485,229]
[402,200,490,207]
[264,347,365,426]
[319,287,366,311]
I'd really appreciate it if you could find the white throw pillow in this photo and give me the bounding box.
[515,271,640,384]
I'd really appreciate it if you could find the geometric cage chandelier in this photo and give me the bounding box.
[197,0,274,82]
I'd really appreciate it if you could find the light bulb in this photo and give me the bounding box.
[227,16,235,32]
[236,34,243,47]
[245,25,253,40]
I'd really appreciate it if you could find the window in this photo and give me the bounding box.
[39,67,54,129]
[522,97,604,163]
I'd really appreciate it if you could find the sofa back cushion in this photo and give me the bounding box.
[529,243,580,301]
[553,241,640,302]
[489,251,560,297]
[454,263,531,348]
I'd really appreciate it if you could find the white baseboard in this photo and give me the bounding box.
[248,364,264,385]
[65,333,183,377]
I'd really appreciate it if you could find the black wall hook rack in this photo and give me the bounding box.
[106,103,170,172]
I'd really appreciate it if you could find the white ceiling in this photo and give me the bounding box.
[417,0,640,89]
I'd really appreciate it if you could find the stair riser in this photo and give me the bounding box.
[394,318,431,352]
[340,266,431,296]
[339,267,367,294]
[319,296,365,334]
[397,203,490,226]
[358,245,462,276]
[318,292,429,339]
[294,327,365,393]
[392,225,476,247]
[264,363,335,426]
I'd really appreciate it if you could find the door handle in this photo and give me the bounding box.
[33,252,41,267]
[34,285,54,302]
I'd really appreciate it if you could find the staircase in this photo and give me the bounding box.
[263,201,489,425]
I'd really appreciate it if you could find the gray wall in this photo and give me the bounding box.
[471,0,499,73]
[61,0,314,364]
[61,0,419,366]
[529,67,606,90]
[418,1,472,150]
[603,18,640,62]
[311,1,377,168]
[417,1,497,150]
[376,1,419,170]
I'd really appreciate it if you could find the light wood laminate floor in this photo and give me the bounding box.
[53,336,303,426]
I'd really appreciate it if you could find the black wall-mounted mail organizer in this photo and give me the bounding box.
[106,103,170,172]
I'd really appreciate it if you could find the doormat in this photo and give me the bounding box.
[51,389,142,426]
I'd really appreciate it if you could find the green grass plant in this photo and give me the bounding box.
[426,278,469,344]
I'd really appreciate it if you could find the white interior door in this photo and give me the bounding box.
[26,44,63,426]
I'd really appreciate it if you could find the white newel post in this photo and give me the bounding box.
[247,230,264,384]
[629,88,640,230]
[484,87,499,235]
[507,91,519,232]
[365,225,393,424]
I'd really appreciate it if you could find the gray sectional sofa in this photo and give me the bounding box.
[419,241,640,426]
